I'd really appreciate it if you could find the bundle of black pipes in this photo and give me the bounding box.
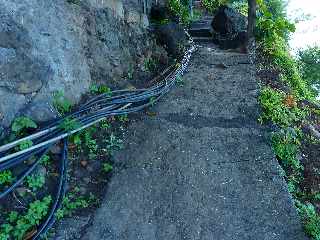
[0,42,197,239]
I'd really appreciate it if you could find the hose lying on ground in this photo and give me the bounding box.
[0,42,197,239]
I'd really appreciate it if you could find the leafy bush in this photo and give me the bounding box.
[0,196,52,240]
[271,128,302,171]
[53,91,72,114]
[259,87,306,126]
[297,202,320,240]
[168,0,192,24]
[201,0,229,12]
[11,117,37,135]
[56,188,96,220]
[0,170,14,186]
[26,174,45,191]
[298,46,320,93]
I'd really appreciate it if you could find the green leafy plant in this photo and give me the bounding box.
[118,114,129,123]
[17,140,33,151]
[102,163,113,173]
[59,117,81,132]
[0,196,52,240]
[259,87,306,127]
[272,128,302,171]
[83,127,98,159]
[201,0,229,13]
[104,134,123,155]
[297,202,320,240]
[143,58,157,72]
[0,170,14,186]
[298,46,320,95]
[89,84,112,95]
[26,174,45,191]
[11,117,37,135]
[40,155,51,166]
[100,120,111,130]
[56,188,96,220]
[53,91,72,114]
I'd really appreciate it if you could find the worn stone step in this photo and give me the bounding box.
[189,27,212,38]
[192,36,213,43]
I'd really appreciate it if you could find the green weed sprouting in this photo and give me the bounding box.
[53,91,72,114]
[0,196,52,240]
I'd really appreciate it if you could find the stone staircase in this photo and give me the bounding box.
[188,2,214,43]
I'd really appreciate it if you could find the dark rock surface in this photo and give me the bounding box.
[0,0,166,129]
[154,22,189,56]
[56,45,307,239]
[211,6,248,49]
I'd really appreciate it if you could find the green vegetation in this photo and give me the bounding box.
[56,188,96,220]
[256,0,320,239]
[40,154,51,166]
[102,163,113,173]
[0,170,14,186]
[259,87,306,127]
[143,58,157,72]
[26,174,45,191]
[11,117,37,135]
[271,128,302,171]
[0,196,52,240]
[201,0,228,12]
[298,46,320,96]
[17,139,33,151]
[59,117,81,132]
[89,84,112,95]
[167,0,201,24]
[53,91,72,114]
[104,133,123,156]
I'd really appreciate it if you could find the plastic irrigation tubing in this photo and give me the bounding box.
[0,44,196,166]
[0,146,51,199]
[0,146,48,171]
[32,139,68,239]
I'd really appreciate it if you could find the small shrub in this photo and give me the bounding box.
[26,174,45,191]
[102,163,113,173]
[271,128,302,171]
[89,84,112,95]
[11,117,37,135]
[0,170,14,186]
[53,91,72,114]
[0,196,52,240]
[56,188,96,220]
[297,202,320,240]
[259,87,306,127]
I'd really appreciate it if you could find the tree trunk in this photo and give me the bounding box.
[246,0,257,49]
[247,0,257,41]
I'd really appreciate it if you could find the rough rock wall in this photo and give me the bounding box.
[0,0,167,133]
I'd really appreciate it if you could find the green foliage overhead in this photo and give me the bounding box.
[201,0,229,12]
[298,46,320,91]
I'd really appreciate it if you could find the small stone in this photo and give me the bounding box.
[80,160,88,168]
[15,187,28,197]
[50,144,62,154]
[83,177,91,184]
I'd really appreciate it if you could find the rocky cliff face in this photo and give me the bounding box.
[0,0,167,133]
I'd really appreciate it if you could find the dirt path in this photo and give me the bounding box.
[56,45,308,240]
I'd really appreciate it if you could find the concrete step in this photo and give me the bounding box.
[192,36,213,43]
[189,27,212,38]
